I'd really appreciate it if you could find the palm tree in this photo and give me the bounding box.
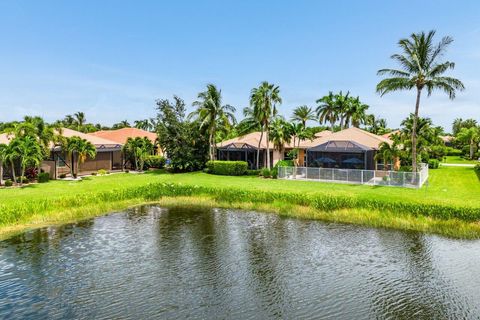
[189,84,236,161]
[291,105,316,129]
[123,137,154,171]
[457,127,480,159]
[66,136,97,178]
[334,91,350,129]
[376,30,464,171]
[0,143,7,185]
[236,106,262,136]
[9,136,43,185]
[74,112,86,131]
[269,117,292,155]
[401,114,442,162]
[345,96,369,128]
[316,92,338,131]
[375,137,402,171]
[250,81,282,169]
[134,119,152,131]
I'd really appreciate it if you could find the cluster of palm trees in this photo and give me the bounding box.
[122,137,154,171]
[0,116,98,184]
[452,118,480,159]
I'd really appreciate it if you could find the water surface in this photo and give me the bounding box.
[1,205,480,319]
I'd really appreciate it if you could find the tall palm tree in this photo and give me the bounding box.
[269,117,292,155]
[189,84,236,161]
[250,81,282,169]
[334,91,350,129]
[376,30,464,171]
[457,127,480,159]
[134,119,152,131]
[0,143,7,185]
[9,136,43,185]
[345,96,369,128]
[291,105,316,129]
[74,112,86,131]
[316,92,338,131]
[66,136,97,178]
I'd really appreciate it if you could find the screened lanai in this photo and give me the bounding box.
[217,142,272,169]
[306,140,376,170]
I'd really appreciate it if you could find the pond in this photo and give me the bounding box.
[1,205,479,319]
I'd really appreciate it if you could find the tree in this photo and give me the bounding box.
[452,118,477,136]
[457,127,480,159]
[333,91,350,129]
[316,92,338,131]
[250,81,282,169]
[112,120,131,129]
[74,112,86,131]
[189,84,236,161]
[375,136,401,170]
[400,114,443,162]
[0,143,7,185]
[65,136,97,178]
[134,119,153,131]
[291,105,315,129]
[377,30,464,171]
[345,96,369,128]
[123,137,154,171]
[269,117,292,155]
[9,136,43,185]
[156,96,209,172]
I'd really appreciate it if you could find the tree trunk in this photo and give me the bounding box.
[0,160,3,186]
[256,129,264,169]
[20,165,25,186]
[266,127,271,170]
[10,160,16,184]
[470,140,474,159]
[411,88,422,173]
[330,119,335,132]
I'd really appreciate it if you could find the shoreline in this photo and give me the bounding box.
[2,193,480,241]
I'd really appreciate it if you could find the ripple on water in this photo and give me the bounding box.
[0,205,480,319]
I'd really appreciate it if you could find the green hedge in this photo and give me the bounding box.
[145,155,166,169]
[428,159,440,169]
[38,172,50,183]
[206,161,248,176]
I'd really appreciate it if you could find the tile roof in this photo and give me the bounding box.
[218,128,390,151]
[89,128,157,144]
[59,128,121,149]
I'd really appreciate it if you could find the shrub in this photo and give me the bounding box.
[59,173,67,179]
[91,172,97,176]
[246,169,261,176]
[16,176,29,184]
[97,169,108,176]
[37,172,50,183]
[474,164,480,172]
[206,161,248,176]
[25,167,38,180]
[4,179,13,187]
[261,168,276,178]
[274,160,294,168]
[145,155,166,169]
[125,170,130,173]
[428,159,440,169]
[445,147,463,156]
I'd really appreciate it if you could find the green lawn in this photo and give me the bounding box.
[1,166,479,208]
[1,166,479,239]
[443,155,479,165]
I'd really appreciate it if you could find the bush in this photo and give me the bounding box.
[125,170,130,173]
[38,172,50,183]
[91,172,97,176]
[474,164,480,172]
[246,169,261,176]
[97,169,108,176]
[445,147,463,156]
[4,179,13,187]
[428,159,440,169]
[16,176,29,184]
[274,160,294,168]
[59,173,67,179]
[25,167,38,180]
[206,161,248,176]
[261,168,277,178]
[145,155,166,169]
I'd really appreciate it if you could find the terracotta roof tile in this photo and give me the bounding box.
[89,128,157,144]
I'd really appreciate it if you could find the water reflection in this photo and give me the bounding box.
[1,205,480,319]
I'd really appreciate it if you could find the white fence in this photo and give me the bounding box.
[278,163,429,188]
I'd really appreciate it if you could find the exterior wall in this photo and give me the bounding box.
[79,151,112,172]
[298,149,305,166]
[41,160,56,179]
[272,149,283,166]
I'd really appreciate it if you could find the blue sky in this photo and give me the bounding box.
[0,0,479,131]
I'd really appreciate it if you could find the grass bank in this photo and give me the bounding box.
[1,167,479,239]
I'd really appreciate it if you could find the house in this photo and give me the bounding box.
[0,128,123,179]
[217,128,392,170]
[43,128,123,178]
[89,128,161,155]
